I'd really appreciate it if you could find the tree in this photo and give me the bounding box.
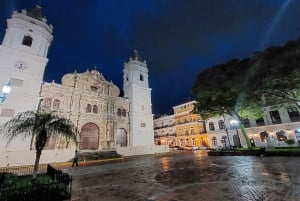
[249,38,300,107]
[2,110,78,179]
[192,38,300,149]
[192,58,262,148]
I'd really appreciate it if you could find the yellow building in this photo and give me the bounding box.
[173,100,209,148]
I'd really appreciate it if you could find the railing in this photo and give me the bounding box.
[0,164,48,176]
[0,164,72,201]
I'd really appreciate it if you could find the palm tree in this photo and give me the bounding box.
[2,110,78,179]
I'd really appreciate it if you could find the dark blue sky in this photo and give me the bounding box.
[1,0,300,114]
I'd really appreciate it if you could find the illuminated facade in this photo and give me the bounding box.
[206,103,300,149]
[153,114,175,146]
[173,100,208,148]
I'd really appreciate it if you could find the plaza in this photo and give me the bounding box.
[63,151,300,201]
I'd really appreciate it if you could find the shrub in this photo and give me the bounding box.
[285,139,295,145]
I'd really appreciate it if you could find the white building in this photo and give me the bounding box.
[0,6,167,166]
[206,104,300,149]
[153,114,176,146]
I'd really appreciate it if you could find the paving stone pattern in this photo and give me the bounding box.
[63,151,300,201]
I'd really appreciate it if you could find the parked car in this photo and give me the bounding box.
[198,146,207,150]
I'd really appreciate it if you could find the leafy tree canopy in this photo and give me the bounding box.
[192,37,300,120]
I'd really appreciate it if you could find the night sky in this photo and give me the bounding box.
[1,0,300,115]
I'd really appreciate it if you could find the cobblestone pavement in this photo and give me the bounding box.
[62,151,300,201]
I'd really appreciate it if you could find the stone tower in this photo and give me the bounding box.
[0,6,53,125]
[123,50,154,146]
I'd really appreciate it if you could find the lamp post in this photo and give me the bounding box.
[229,119,241,148]
[0,81,12,103]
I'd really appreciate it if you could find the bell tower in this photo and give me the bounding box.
[123,50,154,146]
[0,5,53,124]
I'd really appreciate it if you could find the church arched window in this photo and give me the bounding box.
[117,109,122,117]
[22,35,33,47]
[53,99,60,110]
[122,109,127,117]
[93,105,98,114]
[43,98,52,109]
[86,104,92,113]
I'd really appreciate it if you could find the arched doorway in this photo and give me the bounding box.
[79,123,99,150]
[115,128,127,147]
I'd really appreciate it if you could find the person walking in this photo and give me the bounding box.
[72,150,79,167]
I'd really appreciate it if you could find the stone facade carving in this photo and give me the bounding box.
[40,69,130,150]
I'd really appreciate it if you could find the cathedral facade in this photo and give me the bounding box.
[40,69,130,151]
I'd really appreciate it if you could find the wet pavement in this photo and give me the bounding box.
[63,151,300,201]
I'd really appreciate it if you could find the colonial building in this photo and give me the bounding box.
[0,6,167,166]
[173,100,208,148]
[206,104,300,149]
[40,69,130,151]
[153,114,176,146]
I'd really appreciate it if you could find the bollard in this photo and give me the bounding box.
[83,157,86,167]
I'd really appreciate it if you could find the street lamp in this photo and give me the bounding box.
[229,119,241,147]
[0,81,12,103]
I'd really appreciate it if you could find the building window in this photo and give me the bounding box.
[260,131,268,143]
[190,127,194,135]
[218,120,225,129]
[117,108,122,117]
[209,122,215,131]
[22,35,33,47]
[256,118,265,127]
[178,129,182,136]
[86,104,92,113]
[276,129,287,141]
[53,99,60,110]
[211,136,217,147]
[287,107,300,122]
[122,109,127,117]
[242,118,250,128]
[93,105,98,114]
[43,98,52,109]
[141,123,146,127]
[221,135,228,148]
[269,110,282,124]
[140,74,144,81]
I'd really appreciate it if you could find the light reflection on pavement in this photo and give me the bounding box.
[64,151,300,201]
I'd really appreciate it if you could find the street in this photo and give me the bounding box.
[64,151,300,201]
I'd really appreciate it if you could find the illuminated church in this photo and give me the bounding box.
[0,6,167,166]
